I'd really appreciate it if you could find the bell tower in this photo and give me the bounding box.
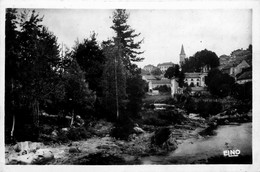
[180,44,186,65]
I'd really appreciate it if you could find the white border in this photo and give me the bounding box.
[1,0,260,172]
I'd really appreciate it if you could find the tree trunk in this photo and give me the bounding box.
[70,110,74,127]
[32,99,40,128]
[10,115,15,139]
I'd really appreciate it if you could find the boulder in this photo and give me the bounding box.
[8,149,54,165]
[162,136,178,151]
[69,146,81,153]
[33,149,54,164]
[13,141,43,154]
[51,130,58,137]
[151,127,171,146]
[61,128,69,132]
[133,126,145,134]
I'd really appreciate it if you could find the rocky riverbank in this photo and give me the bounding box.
[5,107,252,165]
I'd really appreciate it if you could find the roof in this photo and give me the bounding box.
[141,69,150,75]
[220,59,250,71]
[237,71,252,80]
[143,75,156,80]
[185,73,202,78]
[151,79,171,85]
[157,62,174,67]
[180,44,186,55]
[144,64,156,68]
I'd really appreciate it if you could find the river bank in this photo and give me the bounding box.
[5,108,252,165]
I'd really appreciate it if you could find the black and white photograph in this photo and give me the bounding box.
[1,0,260,171]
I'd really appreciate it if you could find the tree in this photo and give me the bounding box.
[72,33,105,96]
[111,9,144,73]
[151,67,162,76]
[101,40,127,120]
[5,9,64,141]
[5,8,20,142]
[182,49,219,73]
[126,74,146,118]
[61,57,96,120]
[205,69,235,97]
[164,64,185,87]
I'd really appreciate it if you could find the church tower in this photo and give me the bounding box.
[180,44,186,65]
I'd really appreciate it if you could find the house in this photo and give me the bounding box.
[143,64,156,73]
[171,77,179,96]
[220,60,250,79]
[184,72,207,87]
[236,70,252,84]
[148,79,171,91]
[157,62,174,72]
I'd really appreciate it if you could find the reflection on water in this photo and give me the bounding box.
[141,123,252,164]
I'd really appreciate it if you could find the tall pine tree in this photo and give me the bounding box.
[111,9,144,73]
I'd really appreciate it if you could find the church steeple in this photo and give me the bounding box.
[180,44,185,55]
[180,44,186,65]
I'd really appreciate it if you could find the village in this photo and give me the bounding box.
[141,44,252,99]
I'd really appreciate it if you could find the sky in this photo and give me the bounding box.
[34,9,252,68]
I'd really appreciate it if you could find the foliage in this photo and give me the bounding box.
[67,127,92,141]
[164,64,185,87]
[61,58,96,118]
[111,9,144,73]
[5,9,64,141]
[72,33,105,96]
[110,113,134,140]
[184,98,222,118]
[101,41,127,121]
[232,82,252,101]
[126,74,146,118]
[5,9,96,142]
[151,67,162,76]
[205,69,235,97]
[181,49,219,73]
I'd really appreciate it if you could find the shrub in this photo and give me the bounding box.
[110,114,134,140]
[67,127,92,141]
[158,110,186,124]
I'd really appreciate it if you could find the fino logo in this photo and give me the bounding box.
[223,149,241,157]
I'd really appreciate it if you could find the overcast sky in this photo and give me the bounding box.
[35,9,252,68]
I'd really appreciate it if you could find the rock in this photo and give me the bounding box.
[61,128,69,132]
[13,141,43,154]
[162,136,178,151]
[133,126,145,134]
[151,127,171,146]
[224,119,229,124]
[69,146,81,153]
[51,130,58,137]
[33,149,54,164]
[8,149,54,165]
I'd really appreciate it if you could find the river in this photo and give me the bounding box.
[141,122,252,164]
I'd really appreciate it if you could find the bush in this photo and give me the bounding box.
[185,98,222,118]
[67,127,92,141]
[151,127,171,146]
[158,110,186,124]
[110,114,134,140]
[143,116,168,126]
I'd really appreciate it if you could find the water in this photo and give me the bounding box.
[141,122,252,164]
